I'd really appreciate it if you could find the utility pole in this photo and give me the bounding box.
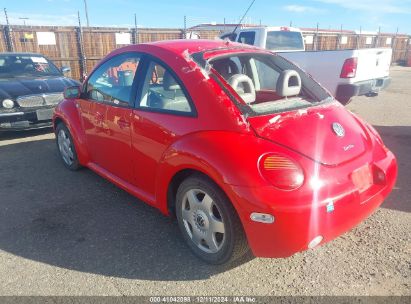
[183,15,187,39]
[3,8,14,52]
[83,0,90,27]
[314,22,319,51]
[77,11,87,81]
[19,17,29,26]
[134,13,138,44]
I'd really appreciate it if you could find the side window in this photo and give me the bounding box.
[238,31,255,45]
[86,53,140,106]
[138,61,193,114]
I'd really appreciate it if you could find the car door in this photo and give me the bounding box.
[79,53,141,183]
[130,58,197,199]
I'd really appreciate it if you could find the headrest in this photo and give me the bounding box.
[228,74,256,104]
[276,70,302,97]
[163,71,180,91]
[212,58,239,80]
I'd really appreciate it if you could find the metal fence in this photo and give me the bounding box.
[1,24,410,81]
[302,31,411,63]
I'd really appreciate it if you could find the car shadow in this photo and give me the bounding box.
[0,128,53,141]
[0,138,246,281]
[374,125,411,213]
[0,125,408,281]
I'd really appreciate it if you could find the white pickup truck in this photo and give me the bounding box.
[220,26,392,104]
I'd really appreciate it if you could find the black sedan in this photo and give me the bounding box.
[0,52,79,131]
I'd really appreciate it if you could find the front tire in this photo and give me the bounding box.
[56,123,80,171]
[176,175,250,265]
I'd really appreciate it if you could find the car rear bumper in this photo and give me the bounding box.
[0,107,54,131]
[336,77,391,104]
[228,151,397,258]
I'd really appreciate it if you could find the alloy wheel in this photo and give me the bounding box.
[181,189,225,253]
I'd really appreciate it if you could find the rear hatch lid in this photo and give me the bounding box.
[248,103,369,166]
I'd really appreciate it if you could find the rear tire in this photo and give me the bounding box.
[176,175,251,265]
[56,123,80,171]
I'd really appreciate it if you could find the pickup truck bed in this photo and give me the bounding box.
[282,48,392,104]
[220,27,392,104]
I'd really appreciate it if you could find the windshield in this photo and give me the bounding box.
[266,31,304,51]
[202,52,332,116]
[0,54,61,78]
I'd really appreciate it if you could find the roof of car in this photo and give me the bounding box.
[136,39,260,55]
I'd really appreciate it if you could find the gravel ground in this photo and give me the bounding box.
[0,67,410,296]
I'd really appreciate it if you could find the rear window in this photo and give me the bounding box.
[238,31,256,45]
[266,31,304,51]
[200,52,332,116]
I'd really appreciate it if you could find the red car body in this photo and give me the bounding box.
[53,40,397,258]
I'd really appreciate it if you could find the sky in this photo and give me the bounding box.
[1,0,411,33]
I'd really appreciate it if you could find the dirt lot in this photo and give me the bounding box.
[0,67,410,296]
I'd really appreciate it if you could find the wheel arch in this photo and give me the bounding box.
[154,131,269,217]
[155,131,259,217]
[53,100,89,165]
[166,168,226,217]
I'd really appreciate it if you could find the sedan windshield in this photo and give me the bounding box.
[198,52,333,116]
[0,54,61,78]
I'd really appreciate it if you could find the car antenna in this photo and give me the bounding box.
[230,0,256,38]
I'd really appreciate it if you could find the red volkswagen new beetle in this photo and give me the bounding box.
[53,40,397,264]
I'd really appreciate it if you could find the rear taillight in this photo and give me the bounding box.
[340,57,358,78]
[258,154,304,190]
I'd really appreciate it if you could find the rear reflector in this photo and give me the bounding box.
[340,57,358,78]
[372,165,386,185]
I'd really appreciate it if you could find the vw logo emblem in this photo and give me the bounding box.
[332,122,345,137]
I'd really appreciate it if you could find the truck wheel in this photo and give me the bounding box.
[56,123,80,171]
[176,175,251,265]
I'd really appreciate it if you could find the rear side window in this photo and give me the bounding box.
[138,61,193,114]
[266,31,304,51]
[86,53,140,106]
[238,31,255,45]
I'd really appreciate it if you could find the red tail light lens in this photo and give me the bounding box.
[258,154,304,190]
[340,57,358,78]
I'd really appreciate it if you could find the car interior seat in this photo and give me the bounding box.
[212,58,239,80]
[161,71,191,112]
[227,74,256,104]
[276,70,302,98]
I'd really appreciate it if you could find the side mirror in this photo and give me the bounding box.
[61,66,71,74]
[64,86,81,99]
